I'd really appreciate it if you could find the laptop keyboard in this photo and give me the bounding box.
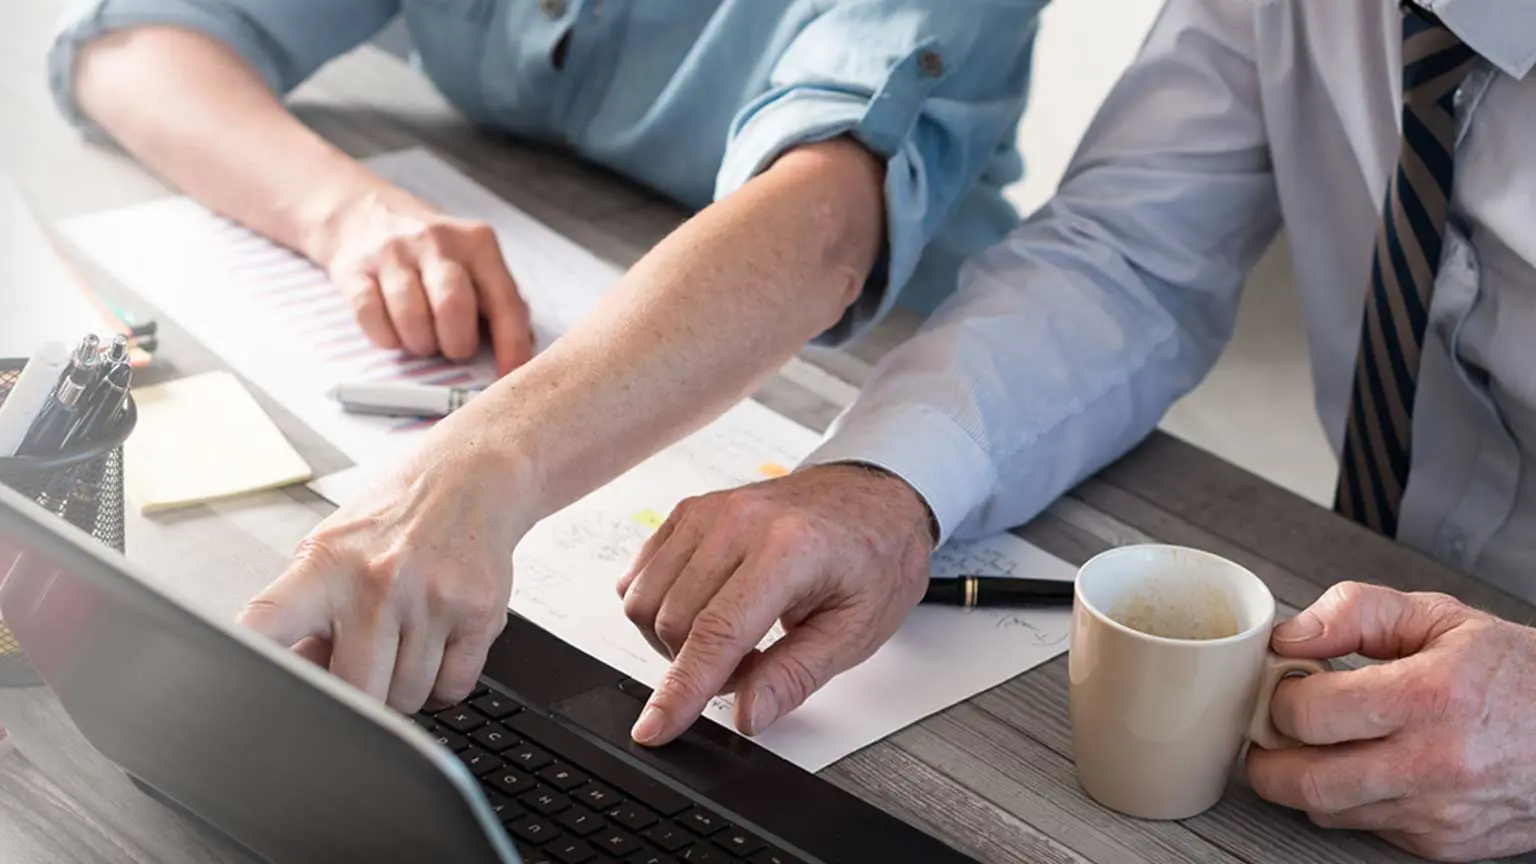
[413,684,803,864]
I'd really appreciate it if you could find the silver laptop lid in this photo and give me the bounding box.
[0,483,518,864]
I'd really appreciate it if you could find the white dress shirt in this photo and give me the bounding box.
[804,0,1536,602]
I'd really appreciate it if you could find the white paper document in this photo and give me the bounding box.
[508,396,1075,771]
[58,148,1077,771]
[58,148,615,472]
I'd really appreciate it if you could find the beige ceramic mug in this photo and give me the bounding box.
[1068,544,1327,820]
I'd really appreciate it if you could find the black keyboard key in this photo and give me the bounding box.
[437,706,487,734]
[519,844,557,864]
[607,802,658,832]
[557,807,606,837]
[470,683,490,699]
[507,712,693,816]
[486,766,538,796]
[679,844,733,864]
[715,829,764,856]
[508,816,561,846]
[428,725,470,753]
[540,763,590,791]
[577,783,623,811]
[642,822,695,853]
[410,713,436,730]
[508,743,555,771]
[549,838,597,863]
[471,692,520,720]
[484,792,526,824]
[522,788,573,816]
[471,724,519,752]
[677,809,725,837]
[626,852,677,864]
[458,747,505,777]
[748,849,793,864]
[591,829,643,857]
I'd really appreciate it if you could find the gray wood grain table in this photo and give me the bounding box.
[3,5,1532,863]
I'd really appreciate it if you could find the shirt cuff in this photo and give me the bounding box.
[715,46,945,347]
[49,0,288,138]
[799,402,996,548]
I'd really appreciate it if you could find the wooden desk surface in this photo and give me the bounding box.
[3,4,1533,863]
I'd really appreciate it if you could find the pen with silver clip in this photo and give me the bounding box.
[61,335,134,451]
[18,335,102,456]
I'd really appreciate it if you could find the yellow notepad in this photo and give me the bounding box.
[125,371,313,513]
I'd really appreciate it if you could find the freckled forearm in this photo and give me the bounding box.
[440,136,888,525]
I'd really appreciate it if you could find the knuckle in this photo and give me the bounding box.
[771,652,822,706]
[435,279,476,314]
[764,512,815,548]
[623,591,661,631]
[653,609,689,650]
[1425,800,1479,835]
[1295,764,1338,813]
[691,606,749,653]
[658,658,711,701]
[465,222,497,246]
[292,534,345,574]
[1323,580,1373,614]
[421,222,456,248]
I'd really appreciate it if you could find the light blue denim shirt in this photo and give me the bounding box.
[805,0,1536,601]
[48,0,1046,344]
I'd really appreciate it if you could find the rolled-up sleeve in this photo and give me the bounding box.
[50,0,400,135]
[714,0,1045,344]
[801,0,1283,545]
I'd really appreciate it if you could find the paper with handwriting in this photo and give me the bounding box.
[508,397,1075,771]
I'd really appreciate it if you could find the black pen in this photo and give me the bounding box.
[18,335,102,457]
[61,337,133,451]
[921,575,1076,610]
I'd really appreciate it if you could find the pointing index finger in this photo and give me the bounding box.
[632,549,805,746]
[237,555,338,649]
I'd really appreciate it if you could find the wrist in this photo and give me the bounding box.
[287,166,415,269]
[421,408,550,540]
[825,462,939,550]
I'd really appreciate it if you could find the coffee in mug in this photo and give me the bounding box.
[1068,544,1327,820]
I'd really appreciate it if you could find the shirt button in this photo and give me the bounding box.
[539,0,567,18]
[917,50,945,78]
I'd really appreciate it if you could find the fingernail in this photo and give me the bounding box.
[748,688,779,737]
[632,705,665,744]
[1274,611,1323,642]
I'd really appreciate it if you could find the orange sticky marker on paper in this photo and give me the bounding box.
[758,462,790,478]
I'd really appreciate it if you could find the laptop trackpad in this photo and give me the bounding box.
[552,687,756,795]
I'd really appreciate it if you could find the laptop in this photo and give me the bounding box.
[0,482,976,864]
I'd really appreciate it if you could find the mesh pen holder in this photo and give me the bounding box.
[0,358,136,686]
[0,358,137,553]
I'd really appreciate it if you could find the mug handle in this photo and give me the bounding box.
[1246,653,1332,749]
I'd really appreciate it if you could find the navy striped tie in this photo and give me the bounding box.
[1334,8,1479,535]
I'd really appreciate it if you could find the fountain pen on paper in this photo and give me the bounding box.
[921,575,1076,610]
[327,382,484,418]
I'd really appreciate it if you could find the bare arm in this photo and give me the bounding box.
[74,27,376,263]
[72,27,533,370]
[451,135,887,524]
[237,135,887,711]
